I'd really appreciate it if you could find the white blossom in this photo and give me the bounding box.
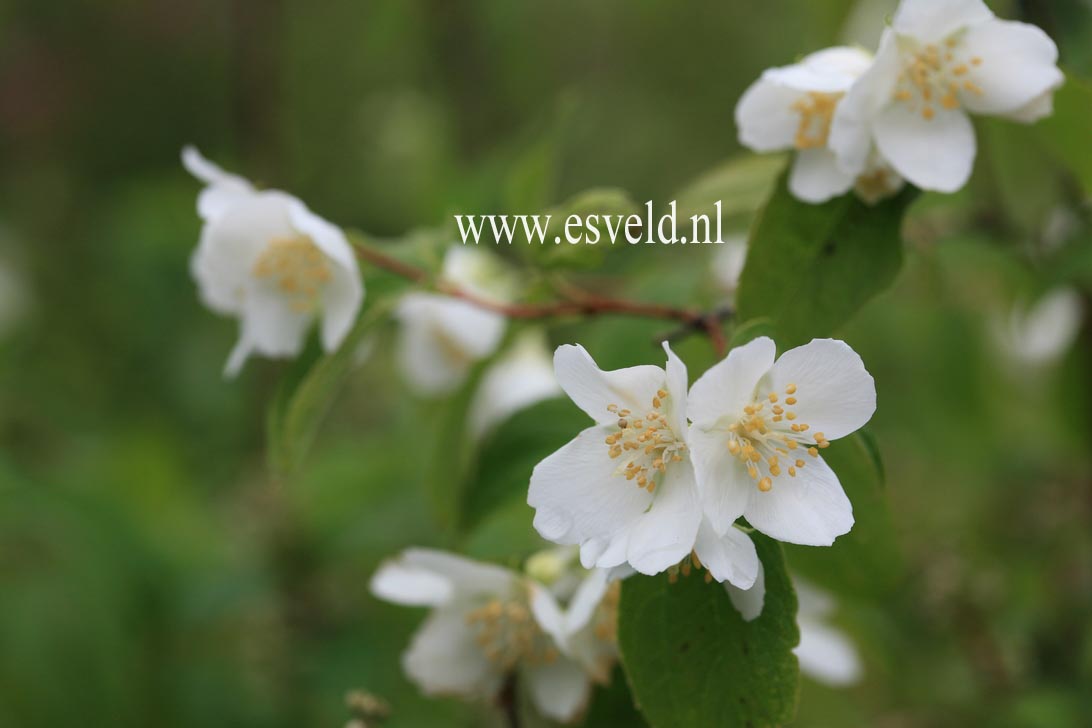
[370,548,608,723]
[735,46,903,203]
[992,287,1083,367]
[394,246,512,396]
[712,235,748,297]
[688,337,875,546]
[528,343,760,587]
[182,146,363,376]
[830,0,1064,193]
[468,329,561,440]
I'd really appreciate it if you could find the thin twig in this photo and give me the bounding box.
[353,239,731,350]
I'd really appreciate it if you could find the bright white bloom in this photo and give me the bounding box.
[735,47,903,204]
[793,577,863,686]
[370,548,607,723]
[725,569,863,686]
[468,329,561,440]
[688,337,875,546]
[182,147,363,376]
[830,0,1064,193]
[528,343,760,588]
[992,287,1084,367]
[395,246,512,396]
[712,234,748,297]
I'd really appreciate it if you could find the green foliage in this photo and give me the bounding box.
[736,173,917,348]
[519,187,641,270]
[618,534,799,728]
[1034,73,1092,195]
[673,154,787,224]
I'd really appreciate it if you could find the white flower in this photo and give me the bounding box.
[370,548,599,723]
[528,343,760,587]
[182,147,363,376]
[830,0,1064,193]
[725,569,863,686]
[468,329,562,440]
[793,577,863,686]
[712,235,748,297]
[394,247,512,396]
[735,46,902,203]
[688,337,875,546]
[992,287,1083,367]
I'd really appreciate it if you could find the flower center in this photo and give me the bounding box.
[465,596,559,670]
[893,37,984,121]
[724,382,830,492]
[791,91,842,149]
[252,235,332,312]
[604,389,687,493]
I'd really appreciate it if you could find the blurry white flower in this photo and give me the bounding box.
[992,287,1084,367]
[182,146,363,376]
[793,577,863,686]
[370,548,601,723]
[528,343,759,587]
[468,329,561,440]
[712,235,748,296]
[735,47,902,203]
[395,247,512,396]
[830,0,1064,193]
[688,337,875,546]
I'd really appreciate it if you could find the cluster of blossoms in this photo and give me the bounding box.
[527,336,876,596]
[737,0,1063,203]
[370,547,619,723]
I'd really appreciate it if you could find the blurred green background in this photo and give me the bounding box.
[1,0,1091,726]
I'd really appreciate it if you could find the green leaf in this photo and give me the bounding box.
[1033,72,1092,196]
[784,430,901,600]
[460,397,588,532]
[736,172,916,348]
[618,533,799,728]
[267,301,390,477]
[673,154,787,223]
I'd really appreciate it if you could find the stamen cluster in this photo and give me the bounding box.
[464,596,559,670]
[603,389,686,492]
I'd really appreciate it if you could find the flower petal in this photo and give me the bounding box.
[873,102,976,193]
[625,462,703,575]
[743,453,853,546]
[469,330,561,440]
[725,557,765,622]
[529,425,654,551]
[553,344,666,425]
[688,336,776,427]
[396,548,517,601]
[528,583,568,647]
[370,560,454,607]
[693,519,759,589]
[892,0,993,43]
[1002,88,1056,124]
[760,338,875,440]
[789,148,856,203]
[524,657,592,723]
[182,146,256,220]
[768,46,873,92]
[687,425,750,535]
[959,19,1063,116]
[734,76,801,151]
[661,342,689,436]
[403,607,502,700]
[830,29,902,176]
[796,618,862,686]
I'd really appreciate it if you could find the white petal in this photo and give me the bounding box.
[873,103,976,193]
[960,19,1063,116]
[562,570,611,639]
[688,336,776,427]
[996,287,1084,366]
[760,338,876,440]
[725,557,765,622]
[403,607,502,700]
[552,344,666,425]
[789,148,856,203]
[529,425,654,551]
[829,29,902,176]
[396,294,506,396]
[398,549,517,599]
[370,560,454,607]
[768,46,873,92]
[693,520,759,589]
[796,618,862,686]
[524,657,592,723]
[744,453,853,546]
[625,463,703,575]
[469,331,562,440]
[687,425,750,534]
[892,0,993,43]
[181,146,256,221]
[528,583,568,647]
[712,235,748,294]
[661,342,689,436]
[734,76,802,151]
[1002,88,1056,124]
